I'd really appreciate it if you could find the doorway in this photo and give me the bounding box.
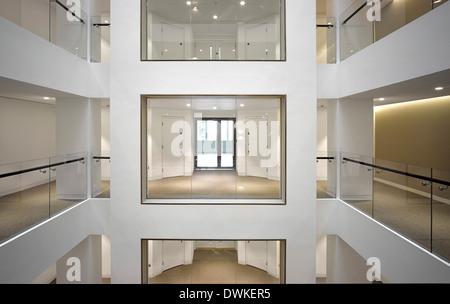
[195,118,236,170]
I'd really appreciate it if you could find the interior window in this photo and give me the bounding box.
[141,0,286,61]
[142,96,285,203]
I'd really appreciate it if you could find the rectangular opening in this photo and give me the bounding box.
[141,239,286,284]
[141,0,286,61]
[141,95,286,204]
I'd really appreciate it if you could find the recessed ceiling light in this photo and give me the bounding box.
[187,104,191,107]
[240,104,245,107]
[240,1,246,5]
[213,15,218,19]
[213,106,217,110]
[378,97,385,101]
[43,97,51,100]
[435,86,444,91]
[186,1,192,5]
[193,6,198,11]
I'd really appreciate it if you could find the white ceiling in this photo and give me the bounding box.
[318,68,450,107]
[147,0,281,24]
[0,77,109,107]
[148,96,279,112]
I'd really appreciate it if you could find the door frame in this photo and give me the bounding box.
[194,117,236,170]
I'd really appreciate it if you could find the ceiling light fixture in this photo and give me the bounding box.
[213,15,218,19]
[213,106,217,110]
[193,6,198,11]
[186,1,192,5]
[240,1,246,5]
[187,104,191,107]
[240,104,245,107]
[435,86,444,91]
[378,97,385,101]
[43,97,51,100]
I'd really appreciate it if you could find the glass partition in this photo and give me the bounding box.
[143,96,285,203]
[340,152,450,262]
[141,0,286,61]
[431,168,450,262]
[50,0,88,60]
[0,152,87,244]
[0,0,88,60]
[316,17,336,64]
[142,239,285,284]
[91,152,111,198]
[316,151,336,198]
[91,15,111,63]
[373,158,432,251]
[339,0,448,61]
[340,152,374,216]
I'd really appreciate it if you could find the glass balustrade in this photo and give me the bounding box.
[316,151,336,198]
[339,0,448,61]
[91,152,110,198]
[90,15,110,63]
[0,152,87,244]
[0,0,88,61]
[316,17,336,64]
[339,152,450,262]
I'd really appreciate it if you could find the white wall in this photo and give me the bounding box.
[317,199,450,283]
[0,97,56,196]
[316,106,328,180]
[0,16,110,99]
[326,234,369,283]
[101,105,111,180]
[110,0,317,284]
[56,235,102,284]
[0,199,110,284]
[0,98,55,165]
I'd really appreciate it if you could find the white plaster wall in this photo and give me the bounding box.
[56,235,102,284]
[337,2,450,98]
[317,2,450,99]
[317,199,450,283]
[0,16,110,99]
[109,0,317,283]
[0,199,110,284]
[0,97,56,196]
[0,98,56,165]
[316,106,328,180]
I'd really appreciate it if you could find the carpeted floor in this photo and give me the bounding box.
[0,181,83,243]
[148,249,280,284]
[148,170,281,199]
[316,180,335,199]
[346,181,450,262]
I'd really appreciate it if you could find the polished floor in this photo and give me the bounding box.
[148,249,280,284]
[148,170,281,199]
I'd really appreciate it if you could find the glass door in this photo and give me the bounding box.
[196,119,235,169]
[220,120,235,168]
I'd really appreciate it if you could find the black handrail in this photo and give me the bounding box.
[316,24,334,28]
[342,1,367,25]
[317,157,335,160]
[54,0,85,24]
[0,157,85,179]
[93,156,111,160]
[343,157,450,187]
[93,23,110,27]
